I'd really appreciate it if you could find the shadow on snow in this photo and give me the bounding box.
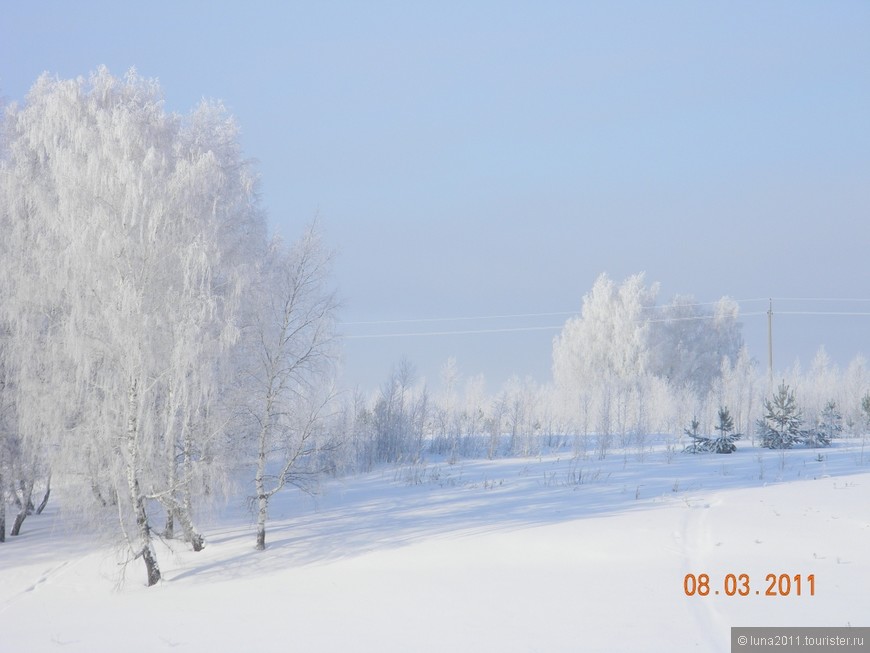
[167,439,869,584]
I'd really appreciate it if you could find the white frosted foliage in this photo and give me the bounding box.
[0,67,335,584]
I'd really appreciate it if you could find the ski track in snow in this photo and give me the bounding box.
[678,494,728,652]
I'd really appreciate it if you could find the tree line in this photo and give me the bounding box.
[336,274,870,468]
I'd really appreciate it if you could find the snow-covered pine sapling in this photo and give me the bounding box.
[806,400,841,448]
[756,383,805,449]
[683,417,709,453]
[712,406,741,454]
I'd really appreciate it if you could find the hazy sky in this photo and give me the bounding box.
[4,2,869,392]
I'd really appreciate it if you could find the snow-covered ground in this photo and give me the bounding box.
[2,439,868,652]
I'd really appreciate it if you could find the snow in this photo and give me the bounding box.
[2,440,868,652]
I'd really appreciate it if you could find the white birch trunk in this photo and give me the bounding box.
[164,383,176,539]
[125,379,161,586]
[255,403,272,551]
[179,421,204,551]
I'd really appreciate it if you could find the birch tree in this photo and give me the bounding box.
[553,273,658,436]
[553,274,745,435]
[372,360,422,464]
[1,68,264,584]
[242,225,338,551]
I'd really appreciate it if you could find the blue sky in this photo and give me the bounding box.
[3,2,869,391]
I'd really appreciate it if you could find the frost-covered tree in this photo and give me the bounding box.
[841,357,869,430]
[241,226,338,551]
[757,383,805,449]
[371,359,428,464]
[709,346,757,442]
[0,68,265,584]
[486,392,508,459]
[553,273,658,436]
[802,348,841,423]
[461,373,488,455]
[503,375,542,456]
[554,273,657,388]
[553,273,745,437]
[862,393,870,432]
[432,357,461,458]
[650,296,743,396]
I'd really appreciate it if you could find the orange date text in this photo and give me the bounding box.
[683,573,815,597]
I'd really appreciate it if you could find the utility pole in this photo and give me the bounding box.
[767,298,774,392]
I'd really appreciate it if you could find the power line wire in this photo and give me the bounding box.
[343,311,777,339]
[344,325,564,339]
[776,311,870,317]
[772,297,870,303]
[340,301,870,340]
[341,311,577,326]
[340,297,775,327]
